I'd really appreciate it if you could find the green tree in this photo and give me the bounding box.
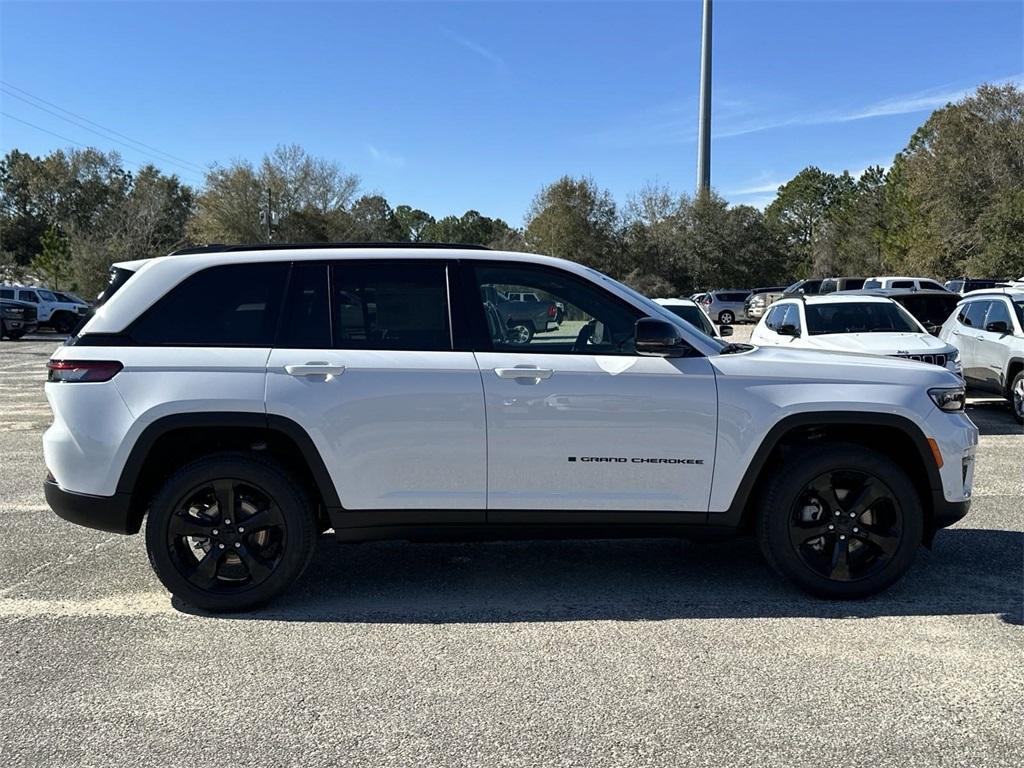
[524,176,620,273]
[766,167,853,277]
[31,225,72,290]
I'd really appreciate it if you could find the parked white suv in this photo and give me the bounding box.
[751,295,961,376]
[44,245,976,610]
[938,287,1024,423]
[0,285,85,333]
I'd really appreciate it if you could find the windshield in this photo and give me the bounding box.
[784,281,802,293]
[805,301,922,335]
[662,304,717,337]
[595,272,727,349]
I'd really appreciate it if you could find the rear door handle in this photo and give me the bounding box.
[284,362,346,377]
[495,366,553,380]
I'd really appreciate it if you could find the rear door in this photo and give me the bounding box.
[265,260,486,513]
[976,299,1014,390]
[466,261,717,516]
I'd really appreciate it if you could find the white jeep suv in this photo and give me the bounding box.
[938,287,1024,423]
[43,245,977,610]
[751,294,961,376]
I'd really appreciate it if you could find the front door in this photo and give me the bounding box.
[466,262,718,515]
[265,260,487,512]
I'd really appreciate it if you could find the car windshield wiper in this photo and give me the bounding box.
[719,343,754,355]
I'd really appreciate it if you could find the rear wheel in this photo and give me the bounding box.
[51,312,76,334]
[718,310,735,325]
[507,320,534,344]
[1010,370,1024,424]
[756,443,923,598]
[145,453,317,611]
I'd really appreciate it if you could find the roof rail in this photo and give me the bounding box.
[168,242,492,256]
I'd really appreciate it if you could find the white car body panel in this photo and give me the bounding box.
[265,349,486,510]
[475,351,717,510]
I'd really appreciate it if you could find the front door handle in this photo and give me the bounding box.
[495,366,554,381]
[284,362,346,377]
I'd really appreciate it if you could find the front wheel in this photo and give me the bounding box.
[756,443,923,598]
[718,310,735,325]
[1010,370,1024,425]
[145,453,318,611]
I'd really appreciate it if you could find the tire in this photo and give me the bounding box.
[507,321,534,344]
[7,330,24,340]
[145,452,318,611]
[0,319,6,339]
[756,443,923,599]
[718,310,735,325]
[1010,370,1024,425]
[51,313,75,334]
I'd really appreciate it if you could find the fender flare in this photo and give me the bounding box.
[116,411,341,508]
[721,411,942,526]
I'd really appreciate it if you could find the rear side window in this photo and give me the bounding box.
[0,289,13,299]
[920,280,946,292]
[843,278,865,290]
[820,280,837,294]
[891,280,915,289]
[129,263,288,346]
[330,261,451,351]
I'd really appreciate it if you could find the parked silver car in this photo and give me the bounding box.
[698,290,751,324]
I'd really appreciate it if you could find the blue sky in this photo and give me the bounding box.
[1,1,1022,223]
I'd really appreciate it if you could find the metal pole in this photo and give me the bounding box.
[696,0,713,196]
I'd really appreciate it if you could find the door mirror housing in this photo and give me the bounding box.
[635,318,693,357]
[985,320,1009,334]
[718,324,734,337]
[777,323,800,338]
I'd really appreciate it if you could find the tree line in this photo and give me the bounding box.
[1,83,1021,299]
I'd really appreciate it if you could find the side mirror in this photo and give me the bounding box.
[635,318,693,357]
[986,320,1009,334]
[719,324,734,337]
[777,323,800,338]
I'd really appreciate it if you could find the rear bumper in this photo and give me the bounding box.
[44,479,136,534]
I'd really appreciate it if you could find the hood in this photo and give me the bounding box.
[802,332,953,356]
[711,344,962,388]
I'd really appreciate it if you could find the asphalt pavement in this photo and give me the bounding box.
[1,331,1021,768]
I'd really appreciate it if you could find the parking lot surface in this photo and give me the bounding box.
[1,332,1021,768]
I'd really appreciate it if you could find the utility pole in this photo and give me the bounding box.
[696,0,713,196]
[260,188,276,241]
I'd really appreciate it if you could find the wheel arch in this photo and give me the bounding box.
[723,412,942,541]
[117,412,340,533]
[1005,357,1024,395]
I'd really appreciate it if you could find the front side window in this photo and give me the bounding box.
[983,300,1013,331]
[38,289,57,302]
[129,262,288,346]
[779,303,803,334]
[959,300,989,328]
[1014,301,1024,329]
[820,280,837,294]
[330,261,451,351]
[471,264,640,354]
[863,279,882,289]
[804,302,920,335]
[920,280,946,292]
[764,305,783,331]
[892,280,915,289]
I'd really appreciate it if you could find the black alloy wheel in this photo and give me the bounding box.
[167,478,287,593]
[146,453,317,611]
[788,470,902,582]
[756,443,923,598]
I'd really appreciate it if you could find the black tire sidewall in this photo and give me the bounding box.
[757,444,924,598]
[145,453,317,611]
[1010,371,1024,424]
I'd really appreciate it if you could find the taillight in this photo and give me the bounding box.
[47,359,123,383]
[547,305,557,317]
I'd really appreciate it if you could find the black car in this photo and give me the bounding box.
[838,288,960,335]
[782,278,825,296]
[0,297,39,340]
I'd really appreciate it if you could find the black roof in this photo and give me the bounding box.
[169,242,491,256]
[835,288,957,298]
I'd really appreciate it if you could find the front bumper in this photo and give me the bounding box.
[44,478,136,534]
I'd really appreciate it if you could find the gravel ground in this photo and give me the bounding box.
[1,332,1021,768]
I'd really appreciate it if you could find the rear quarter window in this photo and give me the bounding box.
[129,262,289,346]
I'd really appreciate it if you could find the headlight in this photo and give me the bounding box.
[929,387,966,412]
[946,348,959,363]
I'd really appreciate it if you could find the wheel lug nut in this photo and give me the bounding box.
[234,542,241,548]
[225,519,232,525]
[828,524,835,530]
[849,512,856,518]
[212,529,219,535]
[833,511,840,517]
[839,535,847,540]
[853,527,859,533]
[238,527,244,533]
[218,543,225,549]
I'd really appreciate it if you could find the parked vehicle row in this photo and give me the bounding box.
[44,244,976,611]
[0,284,90,335]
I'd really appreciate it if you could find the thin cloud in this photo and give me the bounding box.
[725,179,785,196]
[366,144,405,169]
[438,26,507,73]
